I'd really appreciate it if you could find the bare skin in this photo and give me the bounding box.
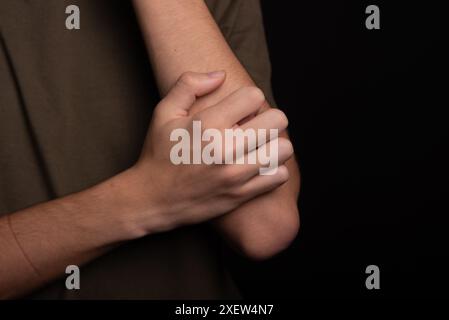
[132,0,300,259]
[0,1,300,299]
[0,72,292,299]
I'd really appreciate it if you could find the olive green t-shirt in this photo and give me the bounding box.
[0,0,275,299]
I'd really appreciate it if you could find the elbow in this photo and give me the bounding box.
[238,208,300,261]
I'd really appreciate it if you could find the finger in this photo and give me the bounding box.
[237,165,289,201]
[157,71,226,120]
[198,86,265,128]
[239,108,289,148]
[226,137,294,182]
[223,109,288,159]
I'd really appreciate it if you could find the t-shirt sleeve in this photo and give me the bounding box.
[207,0,277,107]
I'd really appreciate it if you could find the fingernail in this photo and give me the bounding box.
[207,70,225,78]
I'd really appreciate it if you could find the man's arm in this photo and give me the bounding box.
[133,0,300,259]
[1,71,287,298]
[0,170,138,299]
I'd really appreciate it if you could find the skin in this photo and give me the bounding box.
[0,72,292,299]
[0,0,300,299]
[132,0,300,259]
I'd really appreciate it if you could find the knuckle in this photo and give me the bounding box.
[191,112,203,122]
[178,72,197,88]
[278,137,294,156]
[243,86,265,104]
[276,165,290,182]
[270,108,289,128]
[221,166,243,186]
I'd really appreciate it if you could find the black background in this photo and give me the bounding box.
[230,0,448,298]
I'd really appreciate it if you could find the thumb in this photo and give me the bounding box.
[157,71,226,119]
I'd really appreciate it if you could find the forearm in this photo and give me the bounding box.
[0,169,139,299]
[133,0,300,258]
[132,0,249,103]
[216,158,300,259]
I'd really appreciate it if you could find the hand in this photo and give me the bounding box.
[127,71,293,235]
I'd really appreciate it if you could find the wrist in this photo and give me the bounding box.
[106,165,169,240]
